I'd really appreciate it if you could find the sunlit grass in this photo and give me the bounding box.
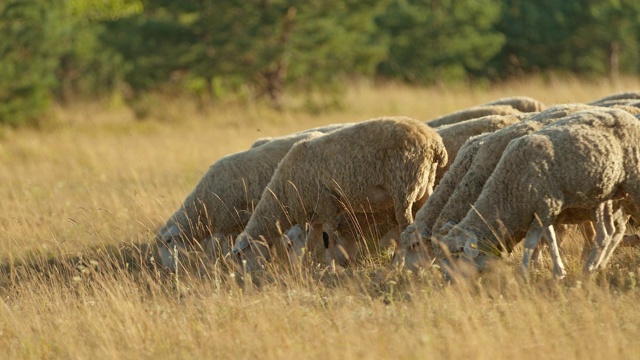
[1,77,640,359]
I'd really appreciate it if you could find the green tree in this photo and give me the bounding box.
[54,0,142,102]
[0,0,142,126]
[104,0,388,108]
[0,0,64,126]
[375,0,505,83]
[492,0,640,79]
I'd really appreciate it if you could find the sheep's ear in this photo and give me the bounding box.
[463,234,480,258]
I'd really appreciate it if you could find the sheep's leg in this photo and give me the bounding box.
[530,224,567,270]
[521,226,544,278]
[522,225,565,279]
[584,201,616,275]
[543,225,566,279]
[598,207,628,269]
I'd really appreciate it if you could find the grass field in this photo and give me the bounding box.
[2,77,640,359]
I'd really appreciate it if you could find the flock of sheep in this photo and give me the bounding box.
[155,91,640,280]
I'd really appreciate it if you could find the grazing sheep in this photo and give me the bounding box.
[399,104,596,270]
[250,123,351,148]
[482,96,547,113]
[232,117,448,270]
[588,91,640,106]
[426,105,521,128]
[398,134,489,268]
[439,108,640,278]
[434,114,527,184]
[432,103,596,234]
[589,99,640,110]
[426,96,544,128]
[156,130,326,270]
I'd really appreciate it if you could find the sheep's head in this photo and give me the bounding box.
[156,224,189,271]
[232,232,271,273]
[434,224,497,280]
[396,224,433,271]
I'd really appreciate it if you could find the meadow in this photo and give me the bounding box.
[2,77,640,359]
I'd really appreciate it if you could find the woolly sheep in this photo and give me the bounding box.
[232,117,448,270]
[588,91,640,106]
[426,105,521,127]
[432,103,596,234]
[251,123,351,148]
[399,104,597,269]
[433,113,528,184]
[439,108,640,278]
[588,99,640,110]
[155,130,326,270]
[300,114,528,267]
[482,96,547,113]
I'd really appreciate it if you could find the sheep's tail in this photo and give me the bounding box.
[433,140,449,169]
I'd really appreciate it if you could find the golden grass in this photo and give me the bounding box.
[2,77,640,359]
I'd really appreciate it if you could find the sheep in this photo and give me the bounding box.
[426,105,522,128]
[399,104,596,270]
[294,114,529,267]
[438,108,640,279]
[588,91,640,106]
[155,130,327,271]
[433,113,528,184]
[232,117,448,271]
[432,103,596,234]
[610,104,640,116]
[426,96,544,128]
[251,123,351,148]
[482,96,547,113]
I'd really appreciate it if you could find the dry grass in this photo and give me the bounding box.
[2,77,640,359]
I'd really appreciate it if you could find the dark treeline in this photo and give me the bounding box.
[2,0,640,126]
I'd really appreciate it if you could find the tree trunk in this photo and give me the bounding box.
[609,41,620,84]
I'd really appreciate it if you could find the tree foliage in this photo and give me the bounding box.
[3,0,640,126]
[376,0,505,83]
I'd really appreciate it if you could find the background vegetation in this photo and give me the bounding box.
[2,0,640,125]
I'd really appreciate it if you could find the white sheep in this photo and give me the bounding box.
[426,96,544,128]
[433,114,528,183]
[232,117,448,271]
[250,123,351,148]
[402,105,594,254]
[308,114,529,267]
[155,130,326,270]
[400,104,597,270]
[432,104,596,234]
[426,105,522,127]
[588,91,640,106]
[482,96,547,113]
[438,108,640,278]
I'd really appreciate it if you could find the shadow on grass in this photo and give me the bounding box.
[0,241,166,289]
